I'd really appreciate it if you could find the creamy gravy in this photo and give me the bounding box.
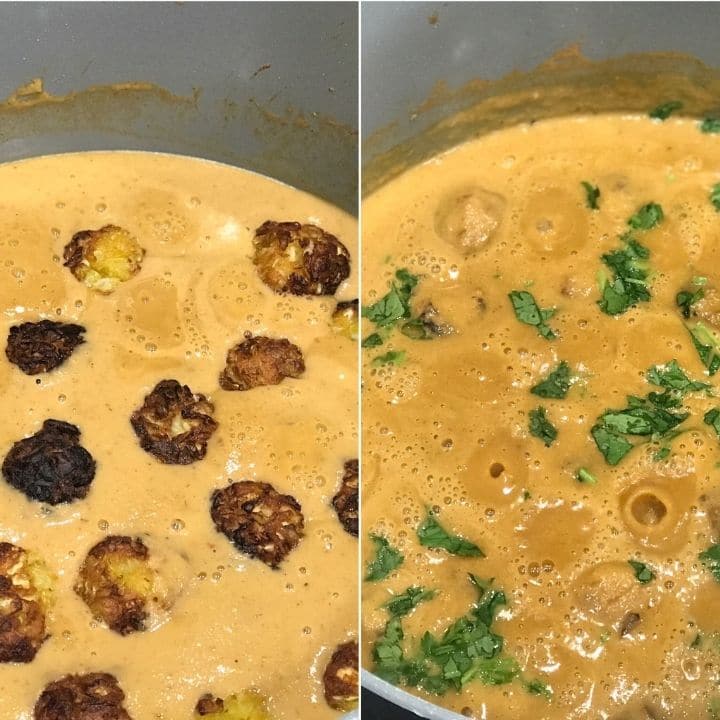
[362,115,720,719]
[0,152,357,719]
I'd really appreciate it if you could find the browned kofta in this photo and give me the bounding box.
[74,536,157,636]
[219,334,305,392]
[332,460,358,537]
[331,299,359,340]
[6,320,86,375]
[210,481,305,568]
[323,641,359,712]
[63,224,145,294]
[0,542,53,663]
[130,379,218,464]
[34,672,133,720]
[2,420,96,505]
[253,220,350,295]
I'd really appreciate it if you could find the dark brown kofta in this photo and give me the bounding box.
[130,379,218,464]
[34,673,132,720]
[332,460,358,537]
[6,320,86,375]
[219,334,305,392]
[322,640,359,712]
[253,220,350,296]
[210,481,305,568]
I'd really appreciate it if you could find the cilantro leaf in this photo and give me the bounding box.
[581,181,600,210]
[701,118,720,134]
[597,237,651,315]
[590,425,634,465]
[363,268,419,327]
[529,406,558,447]
[699,544,720,583]
[628,559,656,584]
[712,183,720,211]
[362,332,384,348]
[373,350,406,367]
[525,678,553,699]
[649,100,683,120]
[417,511,484,557]
[627,202,664,230]
[384,586,437,618]
[576,467,597,484]
[365,534,404,581]
[677,288,704,319]
[531,361,572,399]
[646,359,711,393]
[688,322,720,376]
[705,407,720,437]
[508,291,557,340]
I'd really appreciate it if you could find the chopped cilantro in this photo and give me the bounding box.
[646,359,711,394]
[400,317,432,340]
[628,559,655,584]
[525,678,553,699]
[529,406,558,447]
[677,287,704,319]
[688,322,720,376]
[649,100,683,120]
[597,237,651,315]
[581,181,601,210]
[591,424,635,465]
[530,361,572,399]
[627,202,664,231]
[365,534,404,582]
[700,544,720,583]
[705,407,720,436]
[362,332,384,348]
[691,632,703,649]
[363,268,418,327]
[508,290,557,340]
[373,350,406,367]
[701,118,720,134]
[576,467,597,484]
[384,587,437,618]
[711,183,720,211]
[653,446,671,462]
[417,510,484,557]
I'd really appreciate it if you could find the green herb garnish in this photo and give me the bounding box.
[365,534,404,581]
[581,181,600,210]
[373,350,406,367]
[363,268,418,327]
[627,202,664,230]
[646,359,711,394]
[628,559,656,584]
[701,118,720,134]
[362,332,384,348]
[705,407,720,437]
[699,544,720,583]
[597,237,651,315]
[529,406,558,447]
[677,288,704,319]
[525,678,553,699]
[688,322,720,376]
[417,511,484,557]
[649,100,683,120]
[576,467,597,484]
[508,291,557,340]
[711,183,720,211]
[384,587,437,618]
[530,361,572,399]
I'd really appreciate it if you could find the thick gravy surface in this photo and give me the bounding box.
[362,114,720,719]
[0,151,357,719]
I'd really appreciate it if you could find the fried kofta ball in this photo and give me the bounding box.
[74,536,158,636]
[253,221,350,296]
[210,481,305,568]
[332,460,358,537]
[63,225,145,294]
[219,334,305,392]
[0,542,54,663]
[130,379,218,464]
[194,691,271,719]
[331,300,359,341]
[34,672,132,720]
[6,320,86,375]
[2,420,96,505]
[323,641,359,712]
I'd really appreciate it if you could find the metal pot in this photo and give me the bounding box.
[361,2,719,717]
[0,2,358,213]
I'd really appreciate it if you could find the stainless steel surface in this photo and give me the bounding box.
[0,1,358,213]
[361,2,719,717]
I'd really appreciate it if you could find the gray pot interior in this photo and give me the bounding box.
[0,1,358,213]
[362,1,720,194]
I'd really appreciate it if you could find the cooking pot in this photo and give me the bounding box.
[0,2,358,214]
[361,2,719,718]
[0,3,358,719]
